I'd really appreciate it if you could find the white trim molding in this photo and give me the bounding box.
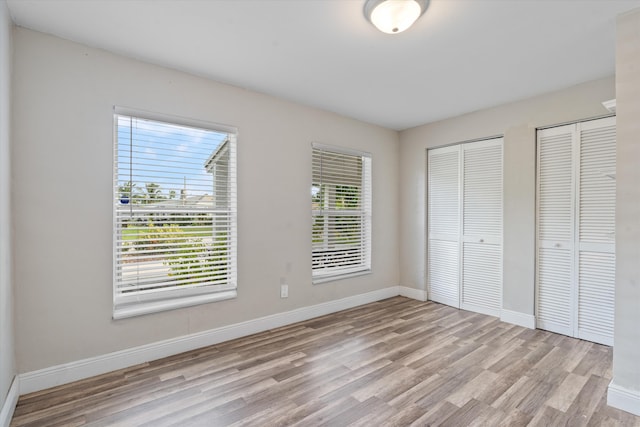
[0,376,19,427]
[608,381,640,416]
[500,309,536,329]
[399,286,428,301]
[20,286,400,394]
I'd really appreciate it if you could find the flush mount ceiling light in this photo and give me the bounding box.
[364,0,429,34]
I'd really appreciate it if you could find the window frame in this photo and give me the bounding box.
[112,106,238,319]
[311,142,372,284]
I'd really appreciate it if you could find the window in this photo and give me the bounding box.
[312,143,372,283]
[113,108,237,319]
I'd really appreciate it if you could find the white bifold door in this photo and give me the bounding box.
[427,138,503,317]
[536,116,616,346]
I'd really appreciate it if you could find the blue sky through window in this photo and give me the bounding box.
[116,116,228,202]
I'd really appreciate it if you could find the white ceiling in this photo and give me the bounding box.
[6,0,640,130]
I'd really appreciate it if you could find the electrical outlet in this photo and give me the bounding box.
[280,284,289,298]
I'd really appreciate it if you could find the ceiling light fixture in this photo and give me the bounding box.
[364,0,429,34]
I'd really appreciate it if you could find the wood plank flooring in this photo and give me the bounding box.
[11,297,640,426]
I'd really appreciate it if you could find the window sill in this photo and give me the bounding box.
[113,290,237,320]
[312,269,372,285]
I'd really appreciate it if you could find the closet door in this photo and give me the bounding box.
[461,139,503,317]
[428,138,503,314]
[536,124,575,337]
[536,117,616,346]
[427,146,460,308]
[576,117,616,345]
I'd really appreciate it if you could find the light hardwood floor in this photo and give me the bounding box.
[11,297,640,426]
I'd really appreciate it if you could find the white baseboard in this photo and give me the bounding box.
[500,309,535,329]
[0,376,19,427]
[20,286,400,395]
[608,381,640,416]
[398,286,427,301]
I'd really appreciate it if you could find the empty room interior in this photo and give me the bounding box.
[2,0,640,425]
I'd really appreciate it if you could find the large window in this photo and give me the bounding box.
[312,143,372,283]
[113,108,237,319]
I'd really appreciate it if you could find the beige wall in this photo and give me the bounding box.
[399,77,615,316]
[12,28,400,373]
[0,0,15,409]
[612,8,640,398]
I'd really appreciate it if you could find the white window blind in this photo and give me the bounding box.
[113,109,237,319]
[312,143,371,282]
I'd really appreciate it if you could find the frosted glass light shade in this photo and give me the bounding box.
[364,0,428,34]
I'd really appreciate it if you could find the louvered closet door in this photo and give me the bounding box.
[461,139,503,317]
[536,117,616,346]
[428,146,460,308]
[536,124,575,337]
[576,117,616,346]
